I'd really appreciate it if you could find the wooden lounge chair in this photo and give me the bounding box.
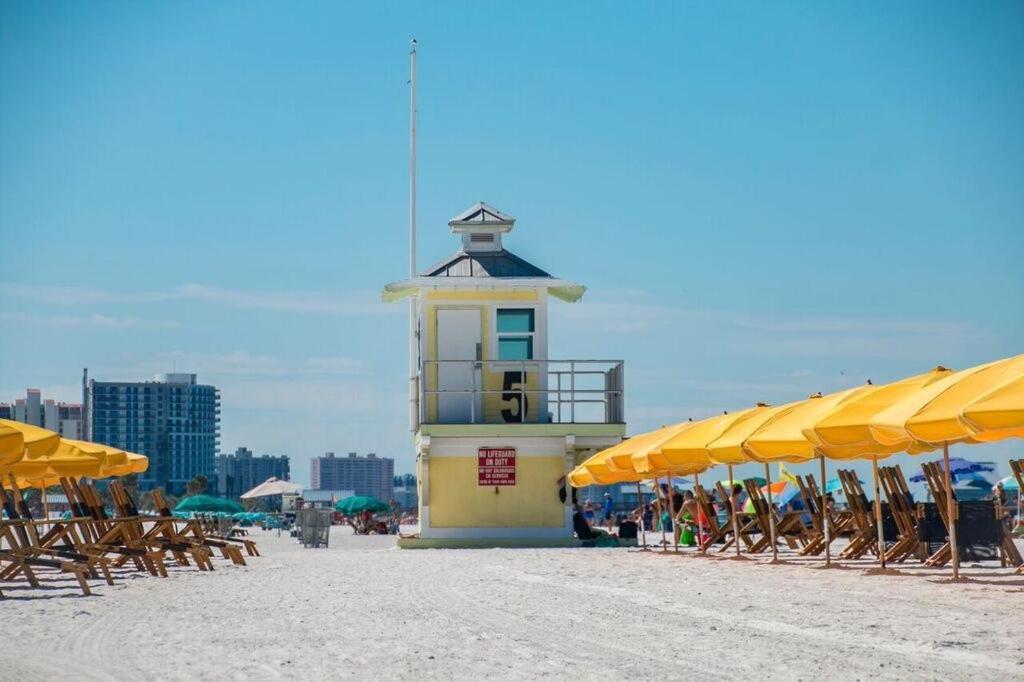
[835,469,878,560]
[877,465,925,563]
[713,481,757,553]
[75,481,213,572]
[110,483,245,567]
[915,462,1020,568]
[60,478,170,577]
[0,481,107,595]
[693,484,735,551]
[742,478,808,554]
[794,474,834,556]
[153,489,260,558]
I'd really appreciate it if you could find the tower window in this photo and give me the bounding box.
[497,309,534,360]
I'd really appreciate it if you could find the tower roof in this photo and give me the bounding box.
[420,249,550,279]
[448,202,515,227]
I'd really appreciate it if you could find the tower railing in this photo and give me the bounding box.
[419,359,624,425]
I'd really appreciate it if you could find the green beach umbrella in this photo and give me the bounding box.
[335,495,390,514]
[174,494,245,514]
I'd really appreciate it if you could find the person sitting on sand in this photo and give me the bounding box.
[573,503,595,540]
[617,513,639,541]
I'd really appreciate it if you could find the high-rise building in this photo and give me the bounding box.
[86,371,220,495]
[310,452,394,501]
[4,389,83,438]
[214,447,290,499]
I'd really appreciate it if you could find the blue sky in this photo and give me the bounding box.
[1,2,1022,487]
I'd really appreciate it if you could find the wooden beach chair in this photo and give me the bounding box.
[877,465,925,563]
[835,469,878,560]
[0,481,106,595]
[743,479,808,553]
[61,478,170,577]
[713,481,756,553]
[112,483,246,567]
[152,489,259,558]
[794,474,831,556]
[693,484,733,551]
[77,481,214,572]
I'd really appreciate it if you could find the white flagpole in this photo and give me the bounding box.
[408,38,419,432]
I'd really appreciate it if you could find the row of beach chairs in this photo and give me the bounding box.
[0,474,259,598]
[680,459,1022,570]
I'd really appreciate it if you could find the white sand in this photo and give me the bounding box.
[2,528,1022,680]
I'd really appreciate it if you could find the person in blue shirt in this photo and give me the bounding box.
[602,493,615,531]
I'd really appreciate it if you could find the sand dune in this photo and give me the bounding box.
[2,529,1021,680]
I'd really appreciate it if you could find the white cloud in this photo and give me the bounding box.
[0,282,399,317]
[0,311,178,329]
[552,290,989,359]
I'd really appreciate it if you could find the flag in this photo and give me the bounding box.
[779,463,798,485]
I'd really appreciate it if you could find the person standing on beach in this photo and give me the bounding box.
[602,493,615,531]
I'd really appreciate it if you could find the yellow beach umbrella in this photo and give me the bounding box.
[627,422,699,474]
[0,419,61,480]
[96,451,147,478]
[962,374,1024,441]
[698,402,799,558]
[0,422,25,467]
[0,419,61,459]
[657,408,762,470]
[868,363,998,447]
[744,385,877,564]
[706,401,802,465]
[808,367,953,460]
[867,356,1024,582]
[608,425,682,472]
[901,354,1024,445]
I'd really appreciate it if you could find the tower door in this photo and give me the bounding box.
[436,308,482,423]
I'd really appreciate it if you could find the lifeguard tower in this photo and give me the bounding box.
[383,202,625,547]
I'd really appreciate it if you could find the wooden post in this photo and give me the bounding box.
[764,463,778,562]
[942,443,960,581]
[656,476,669,551]
[637,480,648,551]
[728,464,741,558]
[668,474,680,554]
[872,457,886,570]
[42,485,51,532]
[819,452,831,568]
[694,469,705,553]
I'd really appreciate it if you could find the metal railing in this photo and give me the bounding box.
[420,359,624,425]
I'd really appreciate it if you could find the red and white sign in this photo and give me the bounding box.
[478,447,516,486]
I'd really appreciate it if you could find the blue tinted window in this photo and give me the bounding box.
[497,309,534,333]
[498,337,533,360]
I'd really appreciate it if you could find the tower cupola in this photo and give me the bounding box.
[449,201,514,253]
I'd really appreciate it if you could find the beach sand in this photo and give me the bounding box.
[2,528,1022,680]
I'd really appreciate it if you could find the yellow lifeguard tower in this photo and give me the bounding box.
[384,202,625,547]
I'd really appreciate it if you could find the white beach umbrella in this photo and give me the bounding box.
[240,477,303,499]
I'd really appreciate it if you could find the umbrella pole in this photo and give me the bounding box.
[695,469,705,554]
[942,443,961,581]
[764,463,778,562]
[637,481,648,551]
[669,474,680,554]
[657,477,669,551]
[819,452,831,568]
[728,464,741,558]
[872,457,886,570]
[43,487,50,531]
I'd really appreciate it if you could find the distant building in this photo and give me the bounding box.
[85,370,220,495]
[392,473,418,509]
[311,452,394,501]
[4,388,83,438]
[300,489,355,510]
[215,447,290,498]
